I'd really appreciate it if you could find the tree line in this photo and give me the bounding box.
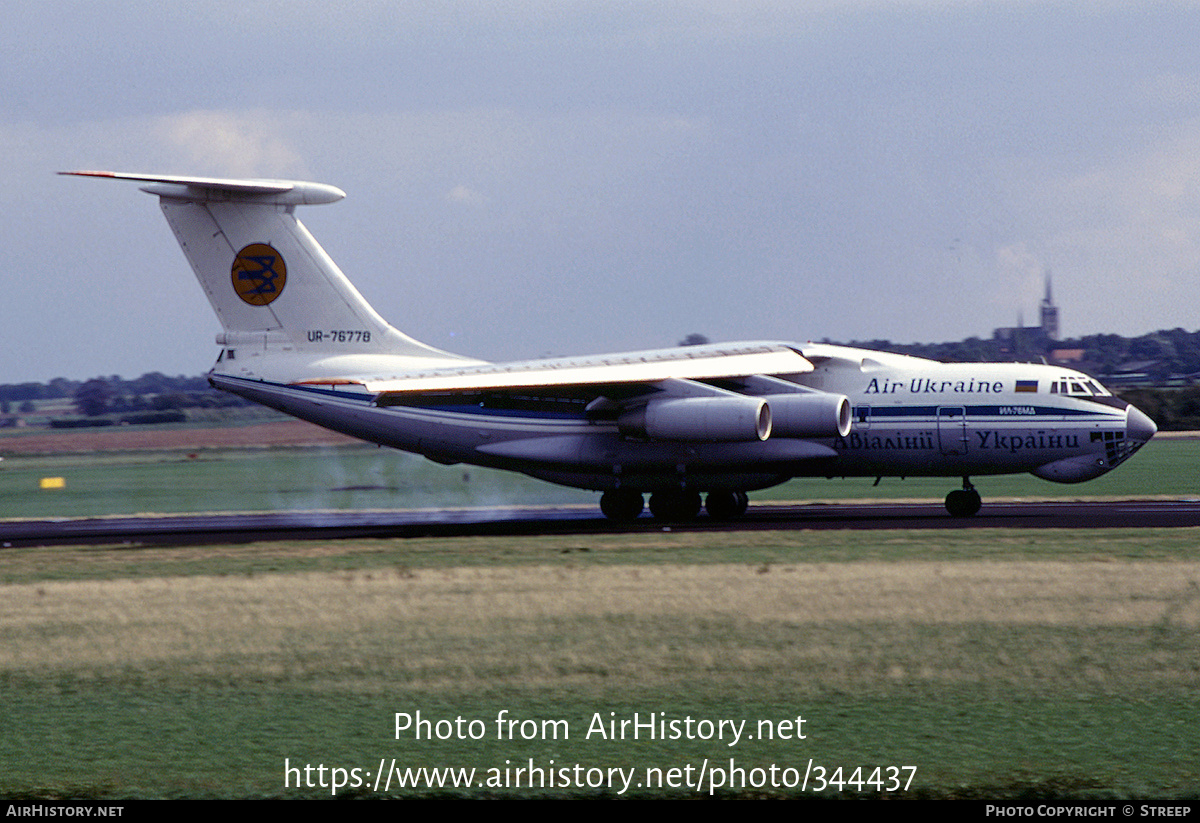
[0,372,248,418]
[845,327,1200,381]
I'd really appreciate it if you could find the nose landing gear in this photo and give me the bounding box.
[945,477,982,517]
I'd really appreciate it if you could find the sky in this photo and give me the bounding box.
[4,1,1200,383]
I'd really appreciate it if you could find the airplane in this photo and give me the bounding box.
[63,171,1157,521]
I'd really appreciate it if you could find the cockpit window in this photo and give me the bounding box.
[1052,377,1111,397]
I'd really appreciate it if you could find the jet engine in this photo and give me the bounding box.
[618,397,771,442]
[767,392,852,438]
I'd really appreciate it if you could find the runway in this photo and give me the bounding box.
[2,499,1199,547]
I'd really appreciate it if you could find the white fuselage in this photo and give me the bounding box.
[795,346,1148,483]
[210,341,1153,494]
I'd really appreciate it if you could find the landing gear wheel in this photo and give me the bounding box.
[944,487,982,517]
[649,490,702,522]
[705,490,750,520]
[705,491,738,520]
[600,489,644,522]
[733,491,750,516]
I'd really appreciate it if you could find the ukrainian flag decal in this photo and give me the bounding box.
[1015,380,1038,393]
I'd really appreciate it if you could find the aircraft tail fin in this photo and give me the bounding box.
[62,171,470,376]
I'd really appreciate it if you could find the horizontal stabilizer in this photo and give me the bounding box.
[60,170,345,205]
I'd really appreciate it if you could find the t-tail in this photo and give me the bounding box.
[61,171,476,382]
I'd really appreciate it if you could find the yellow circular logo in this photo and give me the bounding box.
[231,243,286,306]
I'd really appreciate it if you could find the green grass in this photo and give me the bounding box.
[3,682,1195,798]
[3,530,1200,799]
[0,445,592,519]
[4,528,1200,584]
[0,438,1195,520]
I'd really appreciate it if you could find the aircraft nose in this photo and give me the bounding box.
[1126,404,1157,444]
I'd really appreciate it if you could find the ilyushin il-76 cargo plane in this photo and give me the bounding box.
[65,171,1157,520]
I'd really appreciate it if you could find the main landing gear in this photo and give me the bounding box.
[598,489,750,522]
[601,482,981,521]
[598,489,645,522]
[702,490,750,520]
[945,477,982,518]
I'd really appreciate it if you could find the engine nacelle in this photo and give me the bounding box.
[767,392,852,438]
[619,397,771,442]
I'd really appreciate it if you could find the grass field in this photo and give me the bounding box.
[0,435,1196,520]
[1,431,1199,799]
[2,530,1200,799]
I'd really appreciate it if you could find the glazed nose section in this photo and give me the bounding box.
[1126,404,1157,444]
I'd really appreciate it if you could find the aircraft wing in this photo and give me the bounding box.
[364,342,813,396]
[361,342,846,442]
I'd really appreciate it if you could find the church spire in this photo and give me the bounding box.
[1040,270,1059,341]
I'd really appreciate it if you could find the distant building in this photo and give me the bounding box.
[993,271,1060,353]
[1049,348,1085,363]
[1040,273,1060,341]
